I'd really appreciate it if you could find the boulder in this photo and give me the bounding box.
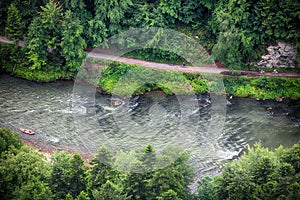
[255,42,298,68]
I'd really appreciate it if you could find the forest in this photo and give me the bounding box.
[0,0,299,78]
[1,1,300,199]
[1,128,300,199]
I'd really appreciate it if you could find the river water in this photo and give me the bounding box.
[1,74,300,177]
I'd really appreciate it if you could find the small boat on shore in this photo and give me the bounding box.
[20,128,35,135]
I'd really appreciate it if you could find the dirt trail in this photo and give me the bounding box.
[1,36,300,78]
[88,52,225,74]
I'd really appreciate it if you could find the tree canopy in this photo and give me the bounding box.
[1,0,299,73]
[1,128,300,199]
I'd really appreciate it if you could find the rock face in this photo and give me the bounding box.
[256,42,299,68]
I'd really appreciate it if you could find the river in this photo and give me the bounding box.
[1,74,300,178]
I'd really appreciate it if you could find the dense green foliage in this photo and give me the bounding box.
[0,129,52,200]
[224,76,300,100]
[1,128,300,199]
[4,4,24,42]
[97,62,300,99]
[0,43,75,81]
[197,143,300,199]
[0,128,22,155]
[211,0,300,69]
[1,0,299,71]
[0,0,299,99]
[26,1,87,72]
[1,1,87,80]
[98,62,204,96]
[50,152,87,199]
[0,128,194,199]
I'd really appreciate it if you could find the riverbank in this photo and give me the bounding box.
[21,136,94,165]
[1,74,300,191]
[1,41,300,100]
[1,36,300,77]
[94,62,300,100]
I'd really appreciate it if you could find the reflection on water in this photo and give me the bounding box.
[0,74,300,175]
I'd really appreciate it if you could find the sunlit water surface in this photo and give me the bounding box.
[1,74,299,187]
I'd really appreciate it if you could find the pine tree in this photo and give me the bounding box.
[146,145,194,200]
[60,10,87,72]
[140,144,156,172]
[60,0,91,24]
[68,154,87,197]
[5,4,24,43]
[87,145,119,197]
[93,0,133,36]
[26,0,63,70]
[86,16,107,47]
[92,180,129,200]
[50,151,87,200]
[0,146,53,200]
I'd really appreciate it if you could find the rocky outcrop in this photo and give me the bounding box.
[256,42,299,68]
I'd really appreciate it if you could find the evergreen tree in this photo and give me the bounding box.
[126,1,167,28]
[0,146,53,200]
[86,16,107,47]
[50,151,87,200]
[11,0,47,33]
[92,180,129,200]
[4,4,24,42]
[60,0,91,22]
[50,151,73,199]
[69,154,88,197]
[26,16,48,70]
[26,0,63,70]
[0,0,12,33]
[212,143,300,199]
[93,0,133,36]
[211,0,257,70]
[0,128,22,155]
[122,162,150,200]
[196,176,216,200]
[60,10,87,72]
[87,146,119,199]
[59,0,92,42]
[145,145,194,200]
[140,144,156,172]
[156,189,182,200]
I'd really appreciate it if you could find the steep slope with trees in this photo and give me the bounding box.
[1,128,300,199]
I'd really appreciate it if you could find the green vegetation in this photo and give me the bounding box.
[0,128,194,200]
[97,62,300,100]
[197,143,300,199]
[4,4,24,43]
[124,49,189,65]
[98,62,202,96]
[0,0,299,97]
[1,127,300,199]
[0,43,75,81]
[0,128,52,200]
[25,1,87,74]
[1,0,299,69]
[210,0,299,69]
[1,42,300,99]
[224,76,300,100]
